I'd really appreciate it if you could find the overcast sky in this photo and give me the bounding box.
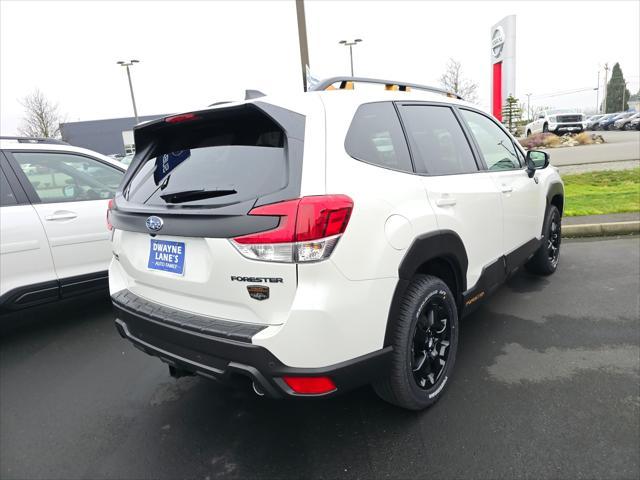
[1,0,639,134]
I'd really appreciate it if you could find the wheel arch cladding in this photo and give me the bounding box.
[547,182,564,216]
[384,230,468,347]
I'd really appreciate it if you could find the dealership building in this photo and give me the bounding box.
[60,114,167,156]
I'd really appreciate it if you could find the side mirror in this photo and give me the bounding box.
[62,184,77,198]
[526,150,549,177]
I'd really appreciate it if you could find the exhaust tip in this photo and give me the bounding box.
[252,381,265,397]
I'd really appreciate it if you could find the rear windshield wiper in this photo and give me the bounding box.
[160,188,237,204]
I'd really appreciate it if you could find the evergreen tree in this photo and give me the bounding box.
[604,63,631,113]
[501,95,521,135]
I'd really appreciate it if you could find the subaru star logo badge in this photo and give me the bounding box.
[146,216,163,232]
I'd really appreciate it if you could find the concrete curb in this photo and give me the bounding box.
[562,221,640,238]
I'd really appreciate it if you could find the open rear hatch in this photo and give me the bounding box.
[109,102,305,326]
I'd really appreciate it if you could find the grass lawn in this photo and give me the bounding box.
[562,168,640,217]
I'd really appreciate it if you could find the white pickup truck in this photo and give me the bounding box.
[525,109,585,136]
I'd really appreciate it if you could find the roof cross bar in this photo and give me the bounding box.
[309,76,464,100]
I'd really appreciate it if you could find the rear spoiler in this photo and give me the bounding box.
[121,102,305,191]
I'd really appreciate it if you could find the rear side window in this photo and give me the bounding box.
[344,102,413,173]
[398,105,478,175]
[126,106,291,207]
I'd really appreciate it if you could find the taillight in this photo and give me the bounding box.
[230,195,353,263]
[106,198,114,231]
[282,376,337,395]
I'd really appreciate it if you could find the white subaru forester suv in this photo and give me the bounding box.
[109,77,563,410]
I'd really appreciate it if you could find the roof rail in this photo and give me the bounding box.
[309,76,463,100]
[0,136,69,145]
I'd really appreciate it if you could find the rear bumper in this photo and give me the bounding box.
[112,289,391,398]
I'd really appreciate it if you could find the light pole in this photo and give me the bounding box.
[603,63,609,113]
[338,39,362,77]
[117,59,140,124]
[595,69,600,113]
[295,0,310,91]
[525,93,532,121]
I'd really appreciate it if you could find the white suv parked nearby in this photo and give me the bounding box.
[0,138,125,311]
[525,109,585,136]
[109,77,564,410]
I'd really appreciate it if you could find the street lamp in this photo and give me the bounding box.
[117,59,140,124]
[338,39,362,77]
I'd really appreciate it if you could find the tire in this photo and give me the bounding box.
[374,275,458,410]
[543,123,549,133]
[526,130,532,137]
[526,205,561,276]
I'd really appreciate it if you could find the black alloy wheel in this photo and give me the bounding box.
[526,205,561,276]
[411,296,451,389]
[548,215,561,268]
[373,275,459,410]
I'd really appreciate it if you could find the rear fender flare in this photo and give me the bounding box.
[384,230,468,346]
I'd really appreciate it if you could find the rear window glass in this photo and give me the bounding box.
[126,108,288,207]
[344,102,413,173]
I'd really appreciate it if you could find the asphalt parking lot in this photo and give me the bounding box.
[1,236,639,480]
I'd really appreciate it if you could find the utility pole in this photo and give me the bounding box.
[603,63,609,113]
[338,39,362,76]
[621,80,627,111]
[117,60,140,124]
[595,69,600,113]
[295,0,310,91]
[525,93,532,121]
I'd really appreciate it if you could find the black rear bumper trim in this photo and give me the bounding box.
[112,289,266,342]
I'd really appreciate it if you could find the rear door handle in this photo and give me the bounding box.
[500,185,513,194]
[45,211,78,221]
[436,197,457,207]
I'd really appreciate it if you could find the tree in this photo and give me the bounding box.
[501,95,521,135]
[17,89,64,138]
[603,63,631,113]
[439,58,478,103]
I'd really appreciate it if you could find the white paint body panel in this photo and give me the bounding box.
[421,173,503,289]
[489,169,545,251]
[31,199,112,279]
[0,204,56,296]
